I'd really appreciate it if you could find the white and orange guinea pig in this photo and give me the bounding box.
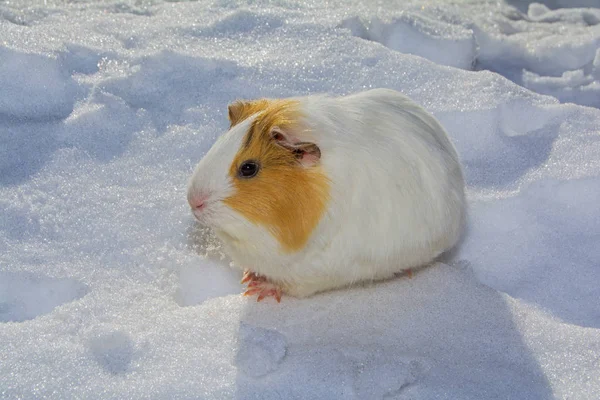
[187,88,466,302]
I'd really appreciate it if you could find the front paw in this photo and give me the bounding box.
[241,270,282,303]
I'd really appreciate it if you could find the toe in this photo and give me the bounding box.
[240,270,254,284]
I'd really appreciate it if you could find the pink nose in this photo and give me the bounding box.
[188,194,208,211]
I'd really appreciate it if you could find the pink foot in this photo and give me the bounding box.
[241,270,282,303]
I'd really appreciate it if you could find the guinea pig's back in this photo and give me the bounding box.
[341,89,460,161]
[303,89,466,269]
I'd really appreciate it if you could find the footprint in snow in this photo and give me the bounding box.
[88,329,135,375]
[343,347,427,398]
[235,322,287,378]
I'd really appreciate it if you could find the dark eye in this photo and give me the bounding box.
[238,160,260,178]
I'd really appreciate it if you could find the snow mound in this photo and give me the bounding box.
[526,3,600,24]
[342,14,477,70]
[340,3,600,108]
[520,51,600,108]
[0,47,80,122]
[436,99,567,187]
[193,9,284,37]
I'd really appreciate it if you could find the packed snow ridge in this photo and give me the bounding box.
[342,2,600,108]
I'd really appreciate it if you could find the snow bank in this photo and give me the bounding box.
[341,2,600,108]
[508,0,600,12]
[474,3,600,107]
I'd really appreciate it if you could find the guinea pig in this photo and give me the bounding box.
[187,88,466,301]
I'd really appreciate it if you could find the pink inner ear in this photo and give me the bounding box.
[299,151,319,167]
[295,142,321,167]
[271,126,321,167]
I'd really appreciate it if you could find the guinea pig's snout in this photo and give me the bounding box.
[188,192,209,213]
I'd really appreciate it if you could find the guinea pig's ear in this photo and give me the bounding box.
[228,101,246,127]
[228,99,271,128]
[271,127,321,168]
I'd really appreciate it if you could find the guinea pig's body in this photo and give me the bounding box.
[188,88,465,299]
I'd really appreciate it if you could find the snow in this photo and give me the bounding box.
[1,0,599,398]
[0,47,80,122]
[342,1,600,107]
[340,14,478,70]
[458,177,600,328]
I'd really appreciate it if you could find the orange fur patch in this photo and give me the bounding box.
[223,99,330,252]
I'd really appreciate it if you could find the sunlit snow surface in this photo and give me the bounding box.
[1,0,600,398]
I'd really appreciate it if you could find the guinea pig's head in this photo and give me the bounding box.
[187,99,330,253]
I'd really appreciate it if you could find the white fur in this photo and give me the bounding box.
[188,89,466,297]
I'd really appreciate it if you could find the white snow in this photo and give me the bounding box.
[340,14,478,70]
[1,0,600,399]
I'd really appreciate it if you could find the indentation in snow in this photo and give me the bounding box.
[175,259,241,307]
[0,272,88,323]
[235,322,287,378]
[0,200,41,240]
[61,93,147,162]
[344,348,426,398]
[0,121,62,185]
[88,329,136,375]
[58,44,114,76]
[102,51,240,131]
